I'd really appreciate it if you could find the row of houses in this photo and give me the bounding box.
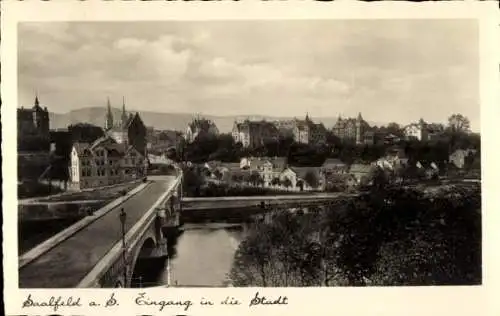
[184,113,449,149]
[200,147,478,192]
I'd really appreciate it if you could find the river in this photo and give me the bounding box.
[136,223,245,287]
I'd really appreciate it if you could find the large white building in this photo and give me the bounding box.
[275,114,327,145]
[404,122,428,141]
[69,136,145,190]
[232,120,279,148]
[403,119,443,141]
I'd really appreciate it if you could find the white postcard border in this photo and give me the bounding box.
[2,1,499,316]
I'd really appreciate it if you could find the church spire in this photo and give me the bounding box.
[121,96,128,127]
[33,91,41,109]
[105,97,114,130]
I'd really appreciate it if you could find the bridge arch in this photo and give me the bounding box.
[114,280,124,288]
[129,235,163,287]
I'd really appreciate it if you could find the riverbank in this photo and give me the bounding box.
[229,185,481,286]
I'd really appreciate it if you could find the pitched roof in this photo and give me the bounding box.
[107,144,125,157]
[73,142,91,156]
[235,120,278,134]
[221,162,241,171]
[269,157,287,168]
[189,118,216,132]
[90,135,116,150]
[287,167,320,179]
[311,122,327,133]
[322,158,346,168]
[73,136,131,158]
[349,164,373,174]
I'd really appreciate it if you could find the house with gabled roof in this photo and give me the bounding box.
[349,163,375,184]
[279,166,325,191]
[69,135,145,190]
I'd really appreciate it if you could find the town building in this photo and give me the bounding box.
[321,158,348,175]
[449,149,477,169]
[348,163,375,184]
[292,114,327,145]
[274,120,296,138]
[332,113,371,144]
[404,120,429,141]
[17,96,51,151]
[279,167,325,191]
[104,97,147,154]
[240,156,286,170]
[185,116,219,143]
[320,158,349,190]
[274,114,327,145]
[240,157,287,186]
[383,133,402,145]
[403,119,444,141]
[232,120,279,148]
[69,135,145,190]
[147,128,183,155]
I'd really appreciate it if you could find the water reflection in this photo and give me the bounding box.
[164,223,245,287]
[132,223,245,287]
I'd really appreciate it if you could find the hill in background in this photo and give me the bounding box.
[48,107,385,133]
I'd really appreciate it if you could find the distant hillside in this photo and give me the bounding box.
[48,107,385,133]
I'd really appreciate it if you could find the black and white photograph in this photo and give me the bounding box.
[14,17,482,290]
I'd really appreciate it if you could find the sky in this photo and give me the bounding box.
[18,20,479,130]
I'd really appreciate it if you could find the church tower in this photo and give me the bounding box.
[120,96,128,128]
[355,112,363,144]
[105,97,113,130]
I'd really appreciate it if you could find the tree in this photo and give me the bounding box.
[231,173,243,183]
[448,114,471,133]
[304,170,319,189]
[281,178,293,190]
[182,166,205,196]
[271,177,281,187]
[165,147,177,160]
[249,171,263,186]
[385,122,404,137]
[213,169,223,180]
[68,123,105,143]
[296,180,304,191]
[229,185,481,287]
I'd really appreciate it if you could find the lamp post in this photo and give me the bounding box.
[119,207,127,287]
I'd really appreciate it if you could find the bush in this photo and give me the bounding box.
[229,185,481,286]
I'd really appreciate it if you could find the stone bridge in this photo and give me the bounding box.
[18,172,183,288]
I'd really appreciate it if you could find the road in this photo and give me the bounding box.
[19,177,176,288]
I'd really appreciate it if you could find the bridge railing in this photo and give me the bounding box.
[77,173,183,288]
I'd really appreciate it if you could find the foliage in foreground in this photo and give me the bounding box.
[229,185,481,286]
